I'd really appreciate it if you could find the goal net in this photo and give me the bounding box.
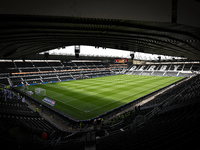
[35,88,46,96]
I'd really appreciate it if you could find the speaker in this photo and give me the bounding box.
[130,54,134,59]
[45,53,49,60]
[158,56,161,61]
[75,49,80,54]
[75,54,79,58]
[74,45,80,58]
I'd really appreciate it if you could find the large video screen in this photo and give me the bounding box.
[115,59,128,64]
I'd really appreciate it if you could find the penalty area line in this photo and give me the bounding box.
[46,95,87,112]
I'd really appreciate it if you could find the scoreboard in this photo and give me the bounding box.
[115,59,128,64]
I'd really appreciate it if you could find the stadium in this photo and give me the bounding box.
[0,1,200,150]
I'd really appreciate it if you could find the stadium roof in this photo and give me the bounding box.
[1,14,200,60]
[0,0,200,61]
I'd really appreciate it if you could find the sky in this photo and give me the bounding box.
[44,46,183,61]
[45,46,131,58]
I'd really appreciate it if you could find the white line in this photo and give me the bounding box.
[50,94,63,98]
[57,85,99,96]
[46,90,98,112]
[46,95,86,112]
[47,87,98,102]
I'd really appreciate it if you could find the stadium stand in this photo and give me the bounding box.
[0,88,86,149]
[126,62,198,77]
[1,1,200,148]
[0,60,115,87]
[0,59,200,149]
[96,75,200,150]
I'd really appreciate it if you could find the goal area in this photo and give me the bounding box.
[35,88,46,96]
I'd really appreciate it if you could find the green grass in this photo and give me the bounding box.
[17,75,184,120]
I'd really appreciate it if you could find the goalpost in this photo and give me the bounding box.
[35,88,46,96]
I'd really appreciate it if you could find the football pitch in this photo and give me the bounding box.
[17,75,184,120]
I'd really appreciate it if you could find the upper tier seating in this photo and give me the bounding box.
[126,63,198,77]
[0,60,114,86]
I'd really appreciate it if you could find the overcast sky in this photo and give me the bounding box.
[47,46,131,58]
[45,46,181,60]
